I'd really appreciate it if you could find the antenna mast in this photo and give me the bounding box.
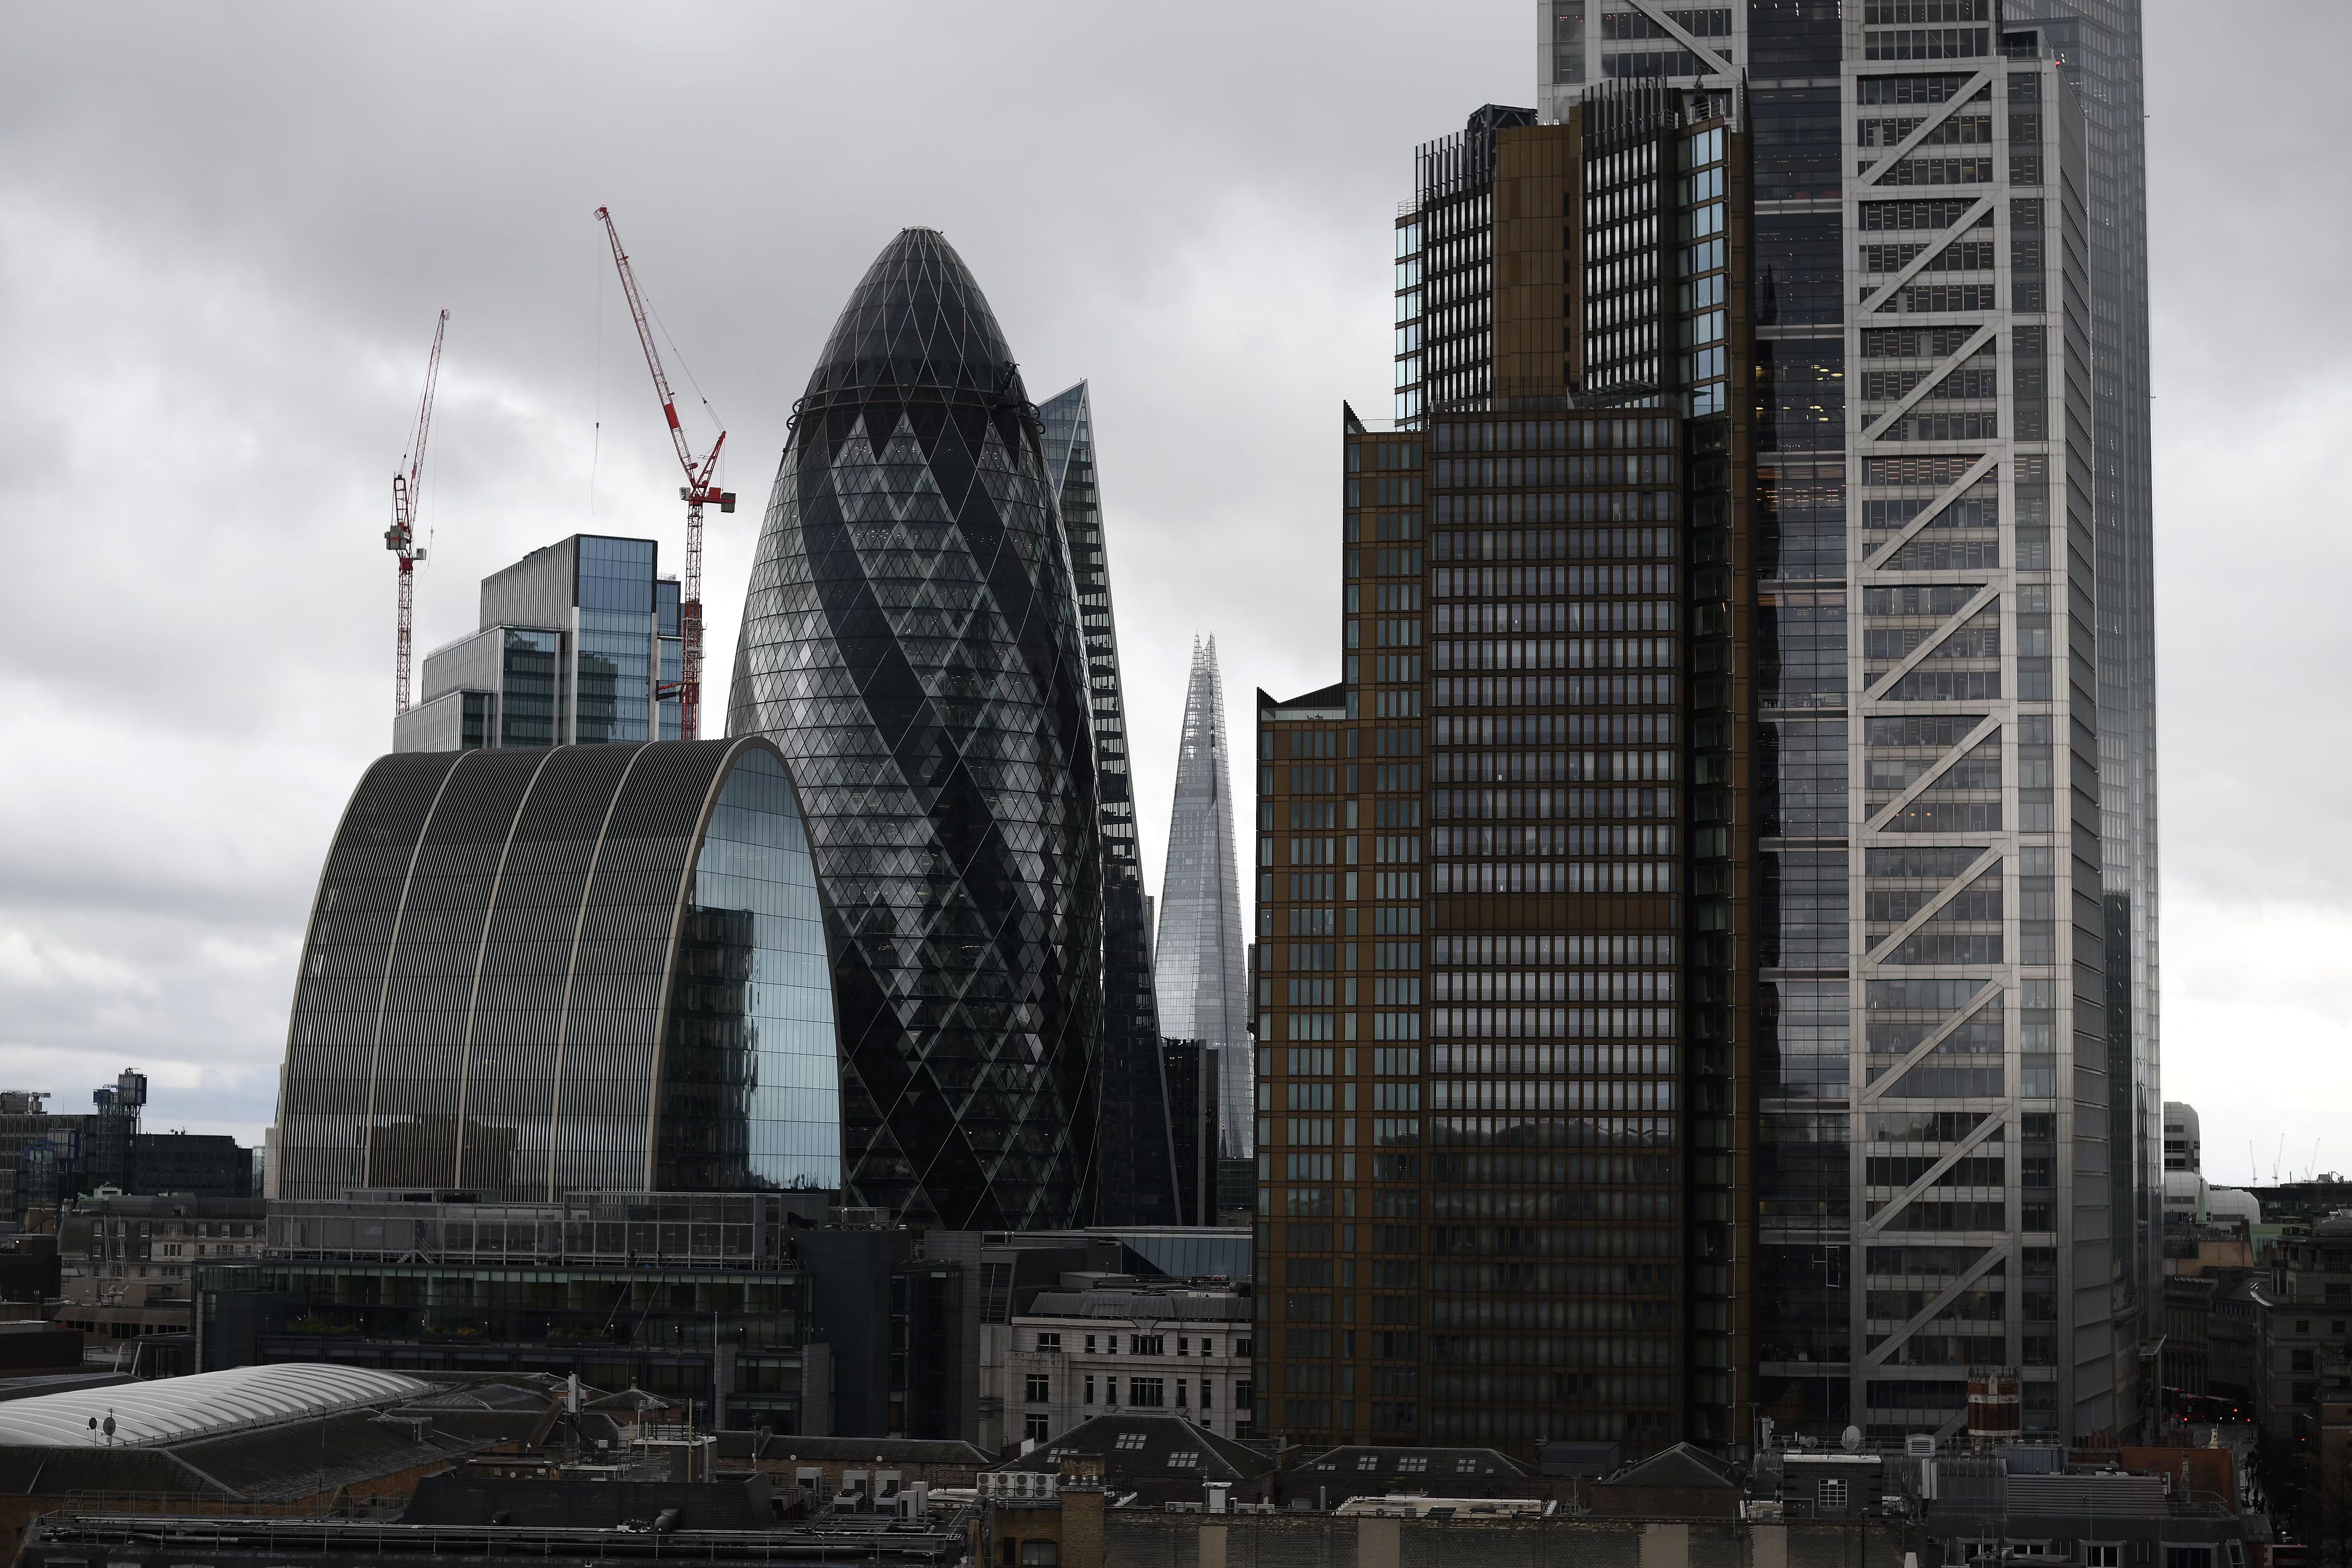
[594,206,733,740]
[387,310,448,715]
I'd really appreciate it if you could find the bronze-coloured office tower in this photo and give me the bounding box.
[1257,89,1750,1456]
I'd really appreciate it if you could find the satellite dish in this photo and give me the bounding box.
[1841,1425,1863,1452]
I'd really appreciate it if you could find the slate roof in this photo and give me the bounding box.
[165,1413,472,1502]
[756,1435,996,1466]
[1293,1445,1529,1482]
[402,1472,772,1530]
[992,1413,1269,1482]
[1598,1442,1741,1491]
[0,1412,473,1503]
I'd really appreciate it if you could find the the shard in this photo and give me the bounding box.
[1154,637,1251,1164]
[1040,381,1182,1227]
[728,228,1103,1231]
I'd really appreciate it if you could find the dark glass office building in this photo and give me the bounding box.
[273,737,840,1201]
[729,229,1103,1232]
[1042,380,1182,1228]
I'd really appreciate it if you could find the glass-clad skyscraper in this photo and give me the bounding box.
[273,737,840,1200]
[1534,0,2150,1445]
[1154,638,1252,1164]
[2003,0,2162,1373]
[1254,0,2155,1459]
[728,228,1105,1232]
[1042,380,1182,1227]
[394,533,686,753]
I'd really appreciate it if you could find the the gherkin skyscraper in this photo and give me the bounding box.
[728,228,1103,1231]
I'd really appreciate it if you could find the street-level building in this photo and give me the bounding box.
[54,1191,266,1349]
[196,1190,830,1433]
[988,1276,1253,1445]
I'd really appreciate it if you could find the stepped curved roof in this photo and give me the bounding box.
[0,1363,430,1448]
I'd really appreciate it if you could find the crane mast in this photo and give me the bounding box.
[387,309,448,715]
[594,206,733,741]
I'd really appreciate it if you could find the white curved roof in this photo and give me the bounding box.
[0,1363,432,1449]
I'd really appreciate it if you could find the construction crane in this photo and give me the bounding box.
[594,205,733,741]
[386,309,448,715]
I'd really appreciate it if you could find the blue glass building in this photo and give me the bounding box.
[395,534,685,753]
[273,737,840,1200]
[728,229,1103,1232]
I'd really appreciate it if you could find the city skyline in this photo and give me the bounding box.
[0,2,2337,1200]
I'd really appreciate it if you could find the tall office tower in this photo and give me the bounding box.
[1538,0,2141,1442]
[394,533,685,753]
[1155,639,1253,1181]
[1042,380,1181,1227]
[729,229,1104,1232]
[1260,3,2125,1452]
[2003,0,2161,1373]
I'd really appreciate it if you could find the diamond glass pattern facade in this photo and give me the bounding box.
[274,738,839,1201]
[728,228,1104,1232]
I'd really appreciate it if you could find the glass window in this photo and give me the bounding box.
[655,747,843,1191]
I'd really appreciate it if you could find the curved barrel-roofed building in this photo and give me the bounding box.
[274,737,839,1201]
[729,228,1103,1231]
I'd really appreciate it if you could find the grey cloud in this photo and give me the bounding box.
[0,2,2323,1168]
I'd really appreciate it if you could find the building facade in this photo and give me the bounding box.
[196,1191,829,1431]
[271,737,839,1201]
[728,228,1103,1233]
[56,1191,267,1349]
[1042,381,1182,1228]
[396,534,685,753]
[1540,0,2158,1429]
[1259,1,2144,1456]
[989,1277,1254,1445]
[1156,638,1252,1181]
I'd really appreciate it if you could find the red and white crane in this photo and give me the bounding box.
[594,205,733,741]
[386,308,448,715]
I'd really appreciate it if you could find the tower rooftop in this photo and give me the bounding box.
[804,227,1022,406]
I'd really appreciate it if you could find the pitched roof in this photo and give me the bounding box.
[1294,1445,1530,1482]
[1597,1442,1740,1491]
[761,1435,996,1465]
[165,1413,473,1502]
[992,1413,1269,1482]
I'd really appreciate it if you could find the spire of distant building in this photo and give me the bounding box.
[1155,636,1251,1161]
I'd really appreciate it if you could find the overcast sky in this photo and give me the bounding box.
[0,3,2337,1181]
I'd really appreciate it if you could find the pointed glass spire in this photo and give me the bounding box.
[1155,636,1252,1159]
